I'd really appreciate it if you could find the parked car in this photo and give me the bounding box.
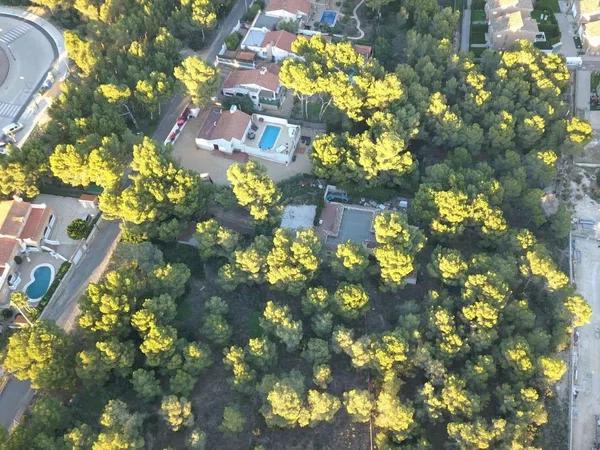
[2,122,23,136]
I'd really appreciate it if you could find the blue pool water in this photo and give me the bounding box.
[26,265,53,300]
[259,125,281,150]
[320,10,338,26]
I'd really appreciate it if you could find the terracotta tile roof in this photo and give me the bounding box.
[222,66,281,92]
[237,51,258,61]
[12,314,28,326]
[266,0,311,15]
[79,194,98,203]
[0,200,30,238]
[586,19,600,37]
[198,108,251,141]
[19,206,50,241]
[487,0,533,9]
[580,0,600,16]
[492,11,538,33]
[0,236,18,267]
[353,44,372,59]
[262,30,297,53]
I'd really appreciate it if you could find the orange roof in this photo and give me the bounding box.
[12,314,28,326]
[266,0,311,15]
[79,194,98,203]
[262,30,297,53]
[353,44,372,60]
[237,51,258,61]
[0,200,30,238]
[198,108,252,141]
[19,206,50,241]
[0,236,18,267]
[223,66,281,92]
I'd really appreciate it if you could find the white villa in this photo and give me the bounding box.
[195,106,300,165]
[240,29,298,61]
[265,0,312,23]
[222,65,285,110]
[0,198,54,307]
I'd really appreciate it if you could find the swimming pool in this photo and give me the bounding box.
[25,264,55,301]
[259,125,281,150]
[320,10,338,27]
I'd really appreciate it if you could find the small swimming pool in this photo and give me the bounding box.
[25,264,55,301]
[259,125,281,150]
[320,10,338,27]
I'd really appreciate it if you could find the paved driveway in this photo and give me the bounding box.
[171,115,314,184]
[556,12,578,57]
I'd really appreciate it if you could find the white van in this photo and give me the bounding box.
[2,122,23,135]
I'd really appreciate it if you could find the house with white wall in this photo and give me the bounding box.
[240,29,298,61]
[222,65,285,110]
[265,0,311,23]
[0,198,54,308]
[195,106,301,165]
[572,0,600,26]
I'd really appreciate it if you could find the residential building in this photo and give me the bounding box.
[572,0,600,26]
[222,65,285,110]
[488,10,540,50]
[0,198,54,307]
[485,0,534,20]
[582,19,600,54]
[216,50,259,69]
[353,44,373,61]
[195,106,301,165]
[251,11,280,31]
[241,29,298,61]
[265,0,311,23]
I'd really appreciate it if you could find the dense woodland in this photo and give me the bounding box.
[0,0,595,449]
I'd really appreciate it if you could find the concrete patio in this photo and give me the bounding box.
[33,194,98,259]
[172,114,318,184]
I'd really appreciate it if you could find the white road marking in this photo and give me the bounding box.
[0,24,30,45]
[0,101,20,118]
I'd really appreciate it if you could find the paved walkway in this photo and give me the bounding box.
[460,0,471,52]
[556,12,578,57]
[575,70,590,121]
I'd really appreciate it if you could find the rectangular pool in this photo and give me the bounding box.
[259,125,281,150]
[320,10,338,27]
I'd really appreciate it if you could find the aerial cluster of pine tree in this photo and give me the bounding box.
[0,0,593,449]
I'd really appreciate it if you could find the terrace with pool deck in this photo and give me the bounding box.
[195,106,301,165]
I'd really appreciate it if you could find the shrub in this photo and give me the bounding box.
[277,20,298,33]
[222,95,255,114]
[67,218,91,240]
[224,32,241,51]
[242,3,261,22]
